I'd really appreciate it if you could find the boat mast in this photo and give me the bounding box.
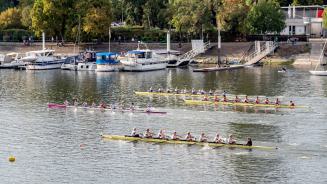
[109,26,111,52]
[217,21,221,67]
[42,32,45,50]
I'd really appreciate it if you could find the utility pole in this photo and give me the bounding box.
[217,21,221,67]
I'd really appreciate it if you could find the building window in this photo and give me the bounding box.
[292,26,296,35]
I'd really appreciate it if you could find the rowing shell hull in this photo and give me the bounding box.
[47,103,167,114]
[102,135,276,150]
[184,100,307,108]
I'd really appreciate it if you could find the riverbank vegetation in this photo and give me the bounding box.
[0,0,325,42]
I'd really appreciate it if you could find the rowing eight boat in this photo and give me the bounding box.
[47,103,167,114]
[101,135,277,150]
[184,100,307,108]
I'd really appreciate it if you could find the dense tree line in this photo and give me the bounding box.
[0,0,326,41]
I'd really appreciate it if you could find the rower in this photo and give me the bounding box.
[201,89,205,95]
[174,87,179,94]
[100,101,107,108]
[157,129,166,139]
[183,88,188,94]
[213,133,223,143]
[282,67,287,72]
[130,102,135,111]
[191,88,196,95]
[244,96,249,103]
[228,134,236,144]
[149,87,153,92]
[214,95,220,102]
[166,88,171,93]
[245,137,252,146]
[209,90,213,95]
[255,96,260,104]
[74,100,78,107]
[234,95,240,103]
[223,95,228,102]
[264,98,270,104]
[146,104,152,112]
[203,95,209,101]
[131,128,140,137]
[185,132,195,141]
[111,103,116,109]
[290,100,295,107]
[91,101,96,107]
[144,129,153,138]
[275,98,280,105]
[158,88,162,93]
[171,131,180,140]
[199,133,208,142]
[82,102,88,107]
[64,100,69,106]
[223,90,227,96]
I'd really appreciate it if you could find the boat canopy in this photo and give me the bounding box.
[127,50,146,54]
[96,52,119,64]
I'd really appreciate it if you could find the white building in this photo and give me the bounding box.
[280,5,325,37]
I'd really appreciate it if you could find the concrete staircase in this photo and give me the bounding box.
[243,41,278,66]
[179,41,211,61]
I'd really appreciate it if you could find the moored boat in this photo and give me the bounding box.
[25,49,65,70]
[95,52,122,72]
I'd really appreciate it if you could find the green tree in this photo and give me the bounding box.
[323,7,327,29]
[245,0,286,34]
[0,7,22,30]
[76,0,113,38]
[217,0,249,36]
[170,0,212,36]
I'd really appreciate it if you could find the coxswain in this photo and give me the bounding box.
[213,133,223,143]
[290,101,295,107]
[243,96,249,103]
[228,134,236,144]
[255,96,260,104]
[199,133,208,142]
[264,98,270,104]
[131,128,140,137]
[234,95,240,103]
[171,131,180,140]
[64,100,69,106]
[223,95,228,102]
[245,138,252,146]
[149,87,153,92]
[185,132,195,141]
[214,95,220,102]
[144,129,153,138]
[275,98,280,105]
[157,130,166,139]
[203,95,209,101]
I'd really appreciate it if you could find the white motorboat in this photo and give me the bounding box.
[121,49,167,71]
[0,52,25,69]
[25,49,65,70]
[95,52,122,72]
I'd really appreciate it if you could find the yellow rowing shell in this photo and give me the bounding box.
[184,100,308,108]
[102,135,276,150]
[135,91,212,97]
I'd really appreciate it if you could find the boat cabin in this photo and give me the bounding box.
[96,52,119,65]
[127,50,153,59]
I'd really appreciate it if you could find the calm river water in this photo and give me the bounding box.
[0,66,327,184]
